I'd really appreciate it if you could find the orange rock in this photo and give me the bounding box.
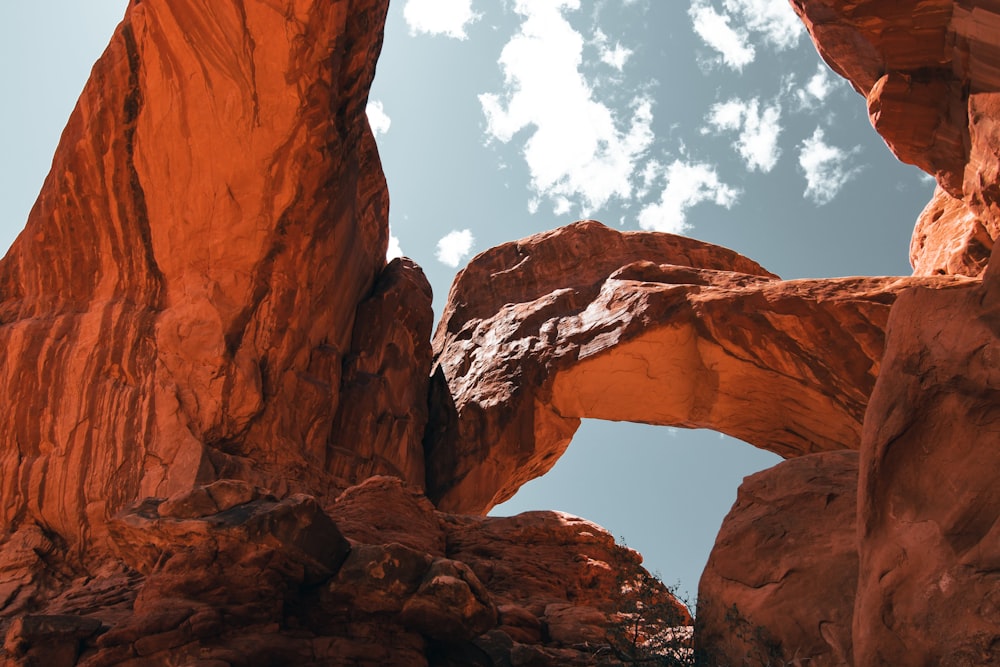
[911,186,994,276]
[0,0,393,556]
[328,258,434,492]
[696,452,859,667]
[854,266,1000,665]
[427,220,969,514]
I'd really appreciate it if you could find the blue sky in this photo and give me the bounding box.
[1,1,935,601]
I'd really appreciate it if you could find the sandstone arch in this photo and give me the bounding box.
[426,220,970,514]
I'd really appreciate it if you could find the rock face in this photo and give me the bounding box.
[0,0,416,560]
[790,2,1000,664]
[853,265,1000,666]
[696,452,860,667]
[791,0,1000,276]
[427,220,968,514]
[328,257,434,491]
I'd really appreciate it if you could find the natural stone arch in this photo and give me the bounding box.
[425,220,971,514]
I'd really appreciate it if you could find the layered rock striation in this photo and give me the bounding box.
[0,0,414,560]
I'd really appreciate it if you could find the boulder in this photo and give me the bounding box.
[697,452,859,667]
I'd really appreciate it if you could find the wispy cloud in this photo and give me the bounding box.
[704,97,782,172]
[404,0,480,40]
[795,63,838,110]
[479,0,654,217]
[798,127,862,205]
[436,229,475,267]
[366,99,392,136]
[638,160,741,234]
[689,0,804,69]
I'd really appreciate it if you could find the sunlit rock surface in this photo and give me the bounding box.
[427,220,967,514]
[0,0,398,557]
[854,264,1000,666]
[1,0,999,664]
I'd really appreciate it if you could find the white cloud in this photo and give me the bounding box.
[798,127,862,205]
[366,99,391,136]
[479,0,655,217]
[689,0,804,69]
[593,29,633,71]
[637,160,741,234]
[387,230,403,261]
[704,97,782,172]
[404,0,479,39]
[725,0,804,50]
[689,2,754,70]
[795,63,838,109]
[436,229,475,267]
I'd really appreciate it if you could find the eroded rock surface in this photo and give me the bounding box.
[696,452,859,667]
[0,0,405,558]
[0,477,689,666]
[854,264,1000,666]
[427,220,968,514]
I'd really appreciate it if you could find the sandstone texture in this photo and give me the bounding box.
[427,220,968,514]
[852,263,1000,666]
[696,451,859,667]
[1,477,690,666]
[0,0,433,561]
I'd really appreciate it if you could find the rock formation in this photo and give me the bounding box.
[0,476,687,666]
[0,1,688,665]
[791,0,1000,276]
[0,0,417,560]
[696,451,859,667]
[1,0,999,664]
[427,220,968,514]
[786,2,1000,663]
[853,266,1000,666]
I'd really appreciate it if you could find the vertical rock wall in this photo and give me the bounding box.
[0,0,392,556]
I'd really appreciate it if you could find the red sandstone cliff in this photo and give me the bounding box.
[0,0,401,556]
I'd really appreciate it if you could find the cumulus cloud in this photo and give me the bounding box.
[479,0,654,217]
[404,0,479,39]
[387,230,403,261]
[436,229,475,267]
[689,2,754,70]
[637,160,741,234]
[704,97,782,172]
[798,127,862,205]
[366,99,391,136]
[689,0,804,69]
